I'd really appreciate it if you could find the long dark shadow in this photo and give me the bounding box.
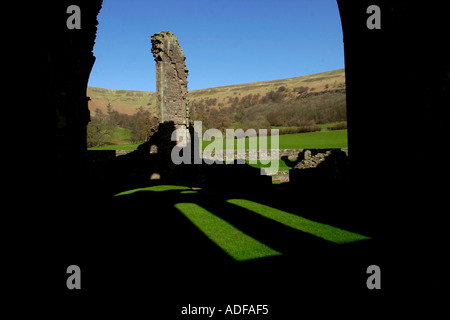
[174,202,281,262]
[196,195,337,256]
[110,187,236,266]
[227,199,371,244]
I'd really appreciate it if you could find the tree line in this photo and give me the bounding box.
[87,104,157,147]
[190,87,347,133]
[88,86,347,147]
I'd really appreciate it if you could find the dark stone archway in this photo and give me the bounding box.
[42,0,449,312]
[337,0,449,230]
[338,0,449,183]
[337,0,449,294]
[47,0,103,178]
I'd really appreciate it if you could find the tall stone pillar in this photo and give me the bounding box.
[151,31,189,129]
[149,31,193,176]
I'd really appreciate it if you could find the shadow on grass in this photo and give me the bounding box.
[226,199,371,244]
[174,202,282,261]
[112,185,372,264]
[60,182,382,308]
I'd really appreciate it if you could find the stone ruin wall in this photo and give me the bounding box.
[200,148,348,163]
[91,30,350,181]
[151,31,189,129]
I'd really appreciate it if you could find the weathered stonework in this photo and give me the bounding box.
[289,149,350,185]
[151,31,189,128]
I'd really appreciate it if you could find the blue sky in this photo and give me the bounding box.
[88,0,344,91]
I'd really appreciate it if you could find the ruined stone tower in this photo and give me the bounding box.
[151,31,189,129]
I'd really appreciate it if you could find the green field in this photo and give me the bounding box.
[89,143,141,151]
[272,130,347,149]
[227,199,370,244]
[273,122,346,132]
[175,202,282,261]
[111,127,132,142]
[89,129,347,151]
[203,130,347,150]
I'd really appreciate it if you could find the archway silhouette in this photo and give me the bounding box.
[45,0,449,315]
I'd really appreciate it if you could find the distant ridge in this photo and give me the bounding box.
[87,68,345,115]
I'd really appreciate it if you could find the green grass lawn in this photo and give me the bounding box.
[202,130,347,150]
[227,199,371,244]
[89,143,141,151]
[112,127,132,142]
[200,130,347,150]
[114,185,191,196]
[89,130,347,151]
[277,130,347,149]
[273,122,346,132]
[175,203,282,261]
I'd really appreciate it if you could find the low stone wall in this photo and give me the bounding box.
[289,148,350,184]
[201,149,304,162]
[89,148,348,184]
[113,148,349,163]
[116,150,134,157]
[112,148,304,160]
[115,148,348,162]
[201,148,348,163]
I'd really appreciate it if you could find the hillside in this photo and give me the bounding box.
[87,87,157,115]
[87,68,345,116]
[188,68,345,110]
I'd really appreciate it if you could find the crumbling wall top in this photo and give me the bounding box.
[151,31,189,127]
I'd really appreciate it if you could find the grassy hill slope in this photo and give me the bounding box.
[87,87,157,115]
[188,68,345,110]
[87,68,345,115]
